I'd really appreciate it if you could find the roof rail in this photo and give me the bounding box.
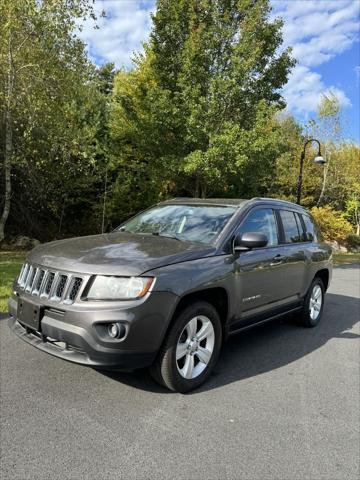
[251,197,305,208]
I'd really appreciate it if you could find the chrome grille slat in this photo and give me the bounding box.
[40,270,49,293]
[20,263,30,288]
[17,263,83,304]
[64,277,83,304]
[32,269,45,296]
[40,271,51,298]
[18,263,26,286]
[61,275,72,301]
[30,268,40,294]
[25,266,36,292]
[44,272,55,297]
[49,272,60,299]
[53,274,68,300]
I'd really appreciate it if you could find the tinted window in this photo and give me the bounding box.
[302,214,318,242]
[279,210,301,243]
[239,208,278,246]
[295,213,307,242]
[118,204,236,244]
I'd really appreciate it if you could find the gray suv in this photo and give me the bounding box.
[8,198,332,392]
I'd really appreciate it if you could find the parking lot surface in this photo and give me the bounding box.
[1,265,359,480]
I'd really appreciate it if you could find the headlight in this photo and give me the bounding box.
[86,276,155,300]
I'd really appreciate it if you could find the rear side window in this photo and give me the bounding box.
[238,208,278,246]
[301,214,319,242]
[295,213,307,242]
[279,210,301,243]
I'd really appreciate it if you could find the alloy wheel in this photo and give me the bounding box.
[176,315,215,379]
[309,284,322,321]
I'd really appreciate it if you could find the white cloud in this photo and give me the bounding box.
[78,0,359,116]
[78,0,155,68]
[292,30,357,67]
[283,65,351,115]
[273,0,359,114]
[276,0,359,46]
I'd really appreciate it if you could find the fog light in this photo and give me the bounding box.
[107,322,125,339]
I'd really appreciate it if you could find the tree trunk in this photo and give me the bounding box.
[0,41,13,242]
[317,150,330,206]
[200,183,206,199]
[101,167,108,234]
[194,173,200,198]
[58,200,66,236]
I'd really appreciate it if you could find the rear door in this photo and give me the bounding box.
[276,209,307,298]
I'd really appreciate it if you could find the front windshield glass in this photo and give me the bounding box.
[118,204,237,244]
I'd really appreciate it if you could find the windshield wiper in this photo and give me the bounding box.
[152,232,182,241]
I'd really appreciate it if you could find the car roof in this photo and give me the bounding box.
[159,197,307,212]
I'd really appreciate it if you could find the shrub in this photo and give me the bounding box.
[345,234,360,252]
[310,206,354,243]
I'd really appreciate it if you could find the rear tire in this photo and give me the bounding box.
[150,301,222,393]
[298,277,325,327]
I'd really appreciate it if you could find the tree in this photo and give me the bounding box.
[270,93,359,209]
[268,113,304,201]
[323,144,360,213]
[0,0,99,241]
[344,185,360,235]
[308,94,359,216]
[310,206,353,243]
[108,0,295,221]
[314,92,342,205]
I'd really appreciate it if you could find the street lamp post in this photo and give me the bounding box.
[296,138,326,205]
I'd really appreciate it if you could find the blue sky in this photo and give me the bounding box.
[79,0,360,141]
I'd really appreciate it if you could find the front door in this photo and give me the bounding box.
[233,207,296,324]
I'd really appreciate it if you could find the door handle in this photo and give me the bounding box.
[270,254,285,265]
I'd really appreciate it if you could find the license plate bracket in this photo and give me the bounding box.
[18,298,43,331]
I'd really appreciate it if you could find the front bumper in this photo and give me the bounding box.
[8,316,157,369]
[8,290,178,369]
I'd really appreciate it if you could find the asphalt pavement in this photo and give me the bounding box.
[0,265,359,480]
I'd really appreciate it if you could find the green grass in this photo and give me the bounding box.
[333,253,360,265]
[0,251,358,313]
[0,251,26,312]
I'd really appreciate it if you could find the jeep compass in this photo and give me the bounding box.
[8,198,332,392]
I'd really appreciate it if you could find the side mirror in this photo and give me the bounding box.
[233,232,268,252]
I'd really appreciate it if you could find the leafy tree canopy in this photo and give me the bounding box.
[0,0,107,240]
[1,0,358,243]
[108,0,295,224]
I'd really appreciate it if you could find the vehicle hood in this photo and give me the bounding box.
[28,232,216,276]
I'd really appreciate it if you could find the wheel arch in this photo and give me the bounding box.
[164,287,229,342]
[314,268,330,291]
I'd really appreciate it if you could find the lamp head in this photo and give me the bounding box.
[313,155,326,165]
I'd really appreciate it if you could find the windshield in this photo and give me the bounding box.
[117,204,236,244]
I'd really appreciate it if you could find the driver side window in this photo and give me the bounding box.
[238,208,279,247]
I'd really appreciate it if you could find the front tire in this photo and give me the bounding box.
[298,277,325,327]
[150,301,222,393]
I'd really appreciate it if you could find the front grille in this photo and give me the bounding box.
[17,263,83,304]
